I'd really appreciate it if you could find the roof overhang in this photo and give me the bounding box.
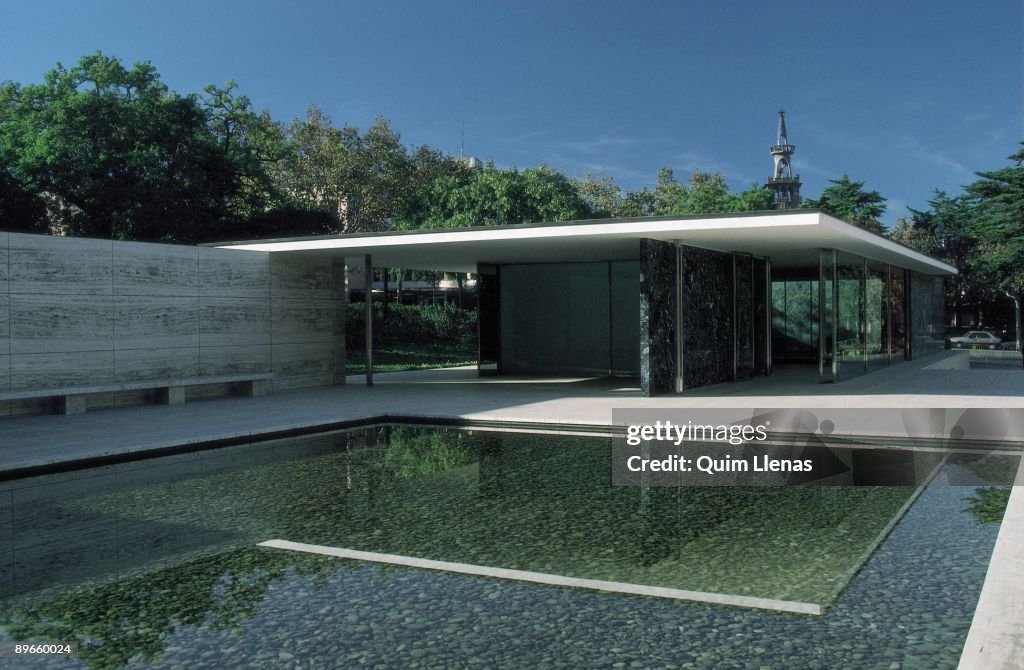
[213,210,956,275]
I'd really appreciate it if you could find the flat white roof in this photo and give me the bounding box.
[214,210,956,275]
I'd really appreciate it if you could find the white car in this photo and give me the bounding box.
[949,331,1002,349]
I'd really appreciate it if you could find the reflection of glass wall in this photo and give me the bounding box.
[837,252,866,380]
[771,274,818,363]
[910,271,946,357]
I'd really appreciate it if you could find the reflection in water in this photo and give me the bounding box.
[0,427,1017,669]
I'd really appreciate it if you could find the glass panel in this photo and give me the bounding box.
[837,252,866,380]
[910,271,946,358]
[819,250,835,382]
[866,262,888,371]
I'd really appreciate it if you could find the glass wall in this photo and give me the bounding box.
[818,250,835,382]
[836,252,866,380]
[866,261,888,371]
[817,252,944,382]
[771,271,819,364]
[910,271,946,357]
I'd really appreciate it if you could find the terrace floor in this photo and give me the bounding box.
[0,350,1022,476]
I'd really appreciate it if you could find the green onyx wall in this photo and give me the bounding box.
[679,245,736,389]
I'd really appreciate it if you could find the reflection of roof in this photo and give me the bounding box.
[213,209,956,276]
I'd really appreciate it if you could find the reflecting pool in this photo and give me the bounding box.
[0,426,1017,669]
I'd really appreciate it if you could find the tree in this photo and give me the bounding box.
[902,191,981,327]
[412,164,590,228]
[644,168,773,216]
[270,109,414,234]
[805,175,887,234]
[574,170,625,218]
[0,52,273,242]
[967,142,1024,349]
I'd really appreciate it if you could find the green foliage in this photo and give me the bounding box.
[0,52,273,242]
[2,548,335,670]
[271,108,426,234]
[412,164,591,228]
[967,143,1024,301]
[964,487,1011,525]
[805,175,887,234]
[346,302,477,349]
[383,428,475,478]
[573,167,773,219]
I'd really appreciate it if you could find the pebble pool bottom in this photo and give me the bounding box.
[0,426,1016,669]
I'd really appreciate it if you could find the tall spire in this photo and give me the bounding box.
[765,109,801,209]
[777,108,788,145]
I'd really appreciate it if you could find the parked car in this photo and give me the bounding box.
[949,330,1003,349]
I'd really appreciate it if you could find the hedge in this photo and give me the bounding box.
[346,303,477,348]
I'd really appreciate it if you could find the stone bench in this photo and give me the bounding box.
[0,374,274,415]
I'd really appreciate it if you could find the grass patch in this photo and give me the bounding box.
[345,344,476,375]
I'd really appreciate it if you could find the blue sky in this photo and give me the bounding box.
[2,1,1021,225]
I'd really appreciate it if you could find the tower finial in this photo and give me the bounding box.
[765,110,801,209]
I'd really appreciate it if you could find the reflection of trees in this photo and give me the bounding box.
[2,548,337,670]
[965,487,1011,525]
[383,427,474,478]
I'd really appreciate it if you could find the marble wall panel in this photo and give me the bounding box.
[271,342,334,390]
[0,232,9,292]
[85,392,117,410]
[332,339,346,385]
[8,234,112,295]
[752,258,768,376]
[680,245,734,390]
[114,347,200,382]
[114,296,199,350]
[199,297,271,347]
[10,350,115,389]
[198,247,270,298]
[0,295,8,355]
[270,255,341,302]
[112,390,158,407]
[735,256,754,380]
[272,301,341,344]
[10,295,113,354]
[9,399,49,417]
[640,240,677,397]
[113,241,198,297]
[198,345,271,376]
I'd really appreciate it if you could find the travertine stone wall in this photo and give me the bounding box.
[0,233,345,417]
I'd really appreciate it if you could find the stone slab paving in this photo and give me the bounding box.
[0,355,1022,476]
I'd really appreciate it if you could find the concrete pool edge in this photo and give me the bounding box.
[257,539,823,616]
[3,409,1021,481]
[958,455,1024,670]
